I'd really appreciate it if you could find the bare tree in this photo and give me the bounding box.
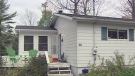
[20,9,38,26]
[50,0,81,14]
[116,0,135,19]
[48,0,112,15]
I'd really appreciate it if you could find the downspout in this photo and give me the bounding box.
[92,19,98,65]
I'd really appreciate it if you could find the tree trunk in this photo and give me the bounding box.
[0,23,2,36]
[74,0,78,14]
[0,29,1,36]
[132,0,135,19]
[84,6,87,15]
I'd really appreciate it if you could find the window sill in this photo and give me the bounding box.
[108,39,128,41]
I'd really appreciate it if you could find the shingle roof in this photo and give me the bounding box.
[15,26,56,30]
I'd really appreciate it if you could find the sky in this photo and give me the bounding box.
[8,0,46,27]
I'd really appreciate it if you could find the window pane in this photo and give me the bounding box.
[39,36,47,43]
[24,44,33,51]
[108,29,117,39]
[24,36,33,43]
[119,30,127,39]
[38,36,48,51]
[38,44,48,51]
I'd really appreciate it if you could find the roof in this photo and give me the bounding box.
[15,26,56,30]
[50,13,135,27]
[61,13,135,22]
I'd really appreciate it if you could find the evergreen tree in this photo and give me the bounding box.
[0,0,16,55]
[38,10,52,26]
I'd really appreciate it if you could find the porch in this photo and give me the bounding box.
[17,29,59,58]
[1,55,30,67]
[1,56,73,76]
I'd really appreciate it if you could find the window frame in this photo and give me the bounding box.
[38,36,48,51]
[107,28,128,40]
[24,36,33,51]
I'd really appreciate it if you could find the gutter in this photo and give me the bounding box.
[73,17,135,25]
[15,29,58,32]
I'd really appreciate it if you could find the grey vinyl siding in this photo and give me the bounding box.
[77,22,135,67]
[54,17,77,67]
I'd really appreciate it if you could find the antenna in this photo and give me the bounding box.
[93,0,95,16]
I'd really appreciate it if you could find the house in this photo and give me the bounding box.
[15,13,135,76]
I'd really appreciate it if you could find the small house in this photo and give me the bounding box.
[16,13,135,75]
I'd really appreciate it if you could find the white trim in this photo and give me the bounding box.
[15,29,57,32]
[55,14,73,20]
[74,17,135,25]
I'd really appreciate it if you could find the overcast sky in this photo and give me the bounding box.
[8,0,46,27]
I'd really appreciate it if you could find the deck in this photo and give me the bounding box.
[1,56,29,67]
[1,56,74,76]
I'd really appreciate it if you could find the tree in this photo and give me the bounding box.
[49,0,111,15]
[0,0,16,35]
[20,9,38,26]
[0,0,16,55]
[116,0,135,19]
[49,0,80,14]
[38,10,52,26]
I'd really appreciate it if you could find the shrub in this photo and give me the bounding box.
[82,52,135,76]
[0,56,3,67]
[16,54,48,76]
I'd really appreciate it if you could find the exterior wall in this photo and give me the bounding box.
[77,21,135,74]
[54,17,77,67]
[18,30,57,56]
[70,66,78,76]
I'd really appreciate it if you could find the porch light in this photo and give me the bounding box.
[61,33,65,37]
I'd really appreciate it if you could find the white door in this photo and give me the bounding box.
[51,35,58,58]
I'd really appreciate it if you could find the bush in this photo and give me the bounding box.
[16,54,48,76]
[0,56,3,67]
[82,52,135,76]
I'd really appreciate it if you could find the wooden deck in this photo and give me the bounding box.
[1,56,29,67]
[1,56,73,76]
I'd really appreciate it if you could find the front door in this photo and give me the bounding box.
[51,35,58,58]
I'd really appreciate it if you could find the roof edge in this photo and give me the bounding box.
[73,17,135,24]
[50,13,73,27]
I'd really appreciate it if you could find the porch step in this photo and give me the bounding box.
[48,74,73,76]
[48,62,73,76]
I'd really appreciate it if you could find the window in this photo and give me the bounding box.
[108,29,117,39]
[38,36,48,51]
[119,30,127,39]
[24,36,33,51]
[108,29,127,39]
